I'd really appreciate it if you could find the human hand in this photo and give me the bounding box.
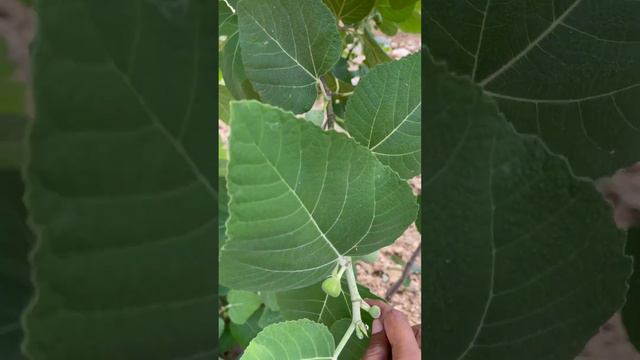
[363,299,421,360]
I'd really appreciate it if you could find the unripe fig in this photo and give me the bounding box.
[321,277,342,298]
[368,305,381,319]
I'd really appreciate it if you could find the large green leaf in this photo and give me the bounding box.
[425,0,640,178]
[277,281,378,327]
[240,319,335,360]
[236,0,342,114]
[323,0,375,24]
[0,171,33,360]
[424,54,631,359]
[221,32,259,101]
[623,227,640,348]
[24,0,218,358]
[219,101,417,292]
[227,290,262,325]
[345,53,421,179]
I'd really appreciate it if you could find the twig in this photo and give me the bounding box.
[319,75,335,130]
[385,242,422,301]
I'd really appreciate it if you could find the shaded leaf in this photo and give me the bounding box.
[0,41,25,116]
[622,227,640,348]
[376,0,414,22]
[220,101,417,291]
[237,0,341,113]
[345,53,421,179]
[0,171,33,360]
[425,0,640,178]
[424,53,631,359]
[227,290,262,325]
[23,0,218,358]
[218,317,225,339]
[361,29,391,69]
[221,32,260,101]
[229,310,262,348]
[240,319,334,360]
[0,116,27,170]
[323,0,375,24]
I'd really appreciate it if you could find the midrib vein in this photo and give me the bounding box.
[479,0,583,86]
[251,141,342,258]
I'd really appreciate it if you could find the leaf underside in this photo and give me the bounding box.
[24,0,218,358]
[425,0,640,178]
[219,100,417,292]
[323,0,376,24]
[424,54,631,360]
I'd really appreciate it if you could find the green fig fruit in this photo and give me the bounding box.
[368,305,381,319]
[321,276,342,298]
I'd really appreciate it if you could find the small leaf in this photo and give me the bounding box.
[323,0,375,24]
[240,319,335,360]
[622,227,640,348]
[356,250,379,264]
[237,0,342,113]
[227,290,263,324]
[390,254,405,266]
[221,32,260,100]
[220,101,417,291]
[345,53,421,179]
[424,53,631,359]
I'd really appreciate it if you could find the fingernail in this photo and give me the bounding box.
[372,319,383,334]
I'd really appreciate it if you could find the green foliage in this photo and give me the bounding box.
[425,0,640,178]
[423,53,631,359]
[240,319,335,359]
[345,53,421,179]
[236,0,342,113]
[219,101,417,291]
[324,0,376,24]
[23,0,218,358]
[227,290,262,324]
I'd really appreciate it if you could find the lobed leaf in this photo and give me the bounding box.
[219,101,417,292]
[346,53,421,179]
[424,53,631,359]
[425,0,640,178]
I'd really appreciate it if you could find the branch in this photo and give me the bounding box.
[319,75,335,130]
[385,241,422,301]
